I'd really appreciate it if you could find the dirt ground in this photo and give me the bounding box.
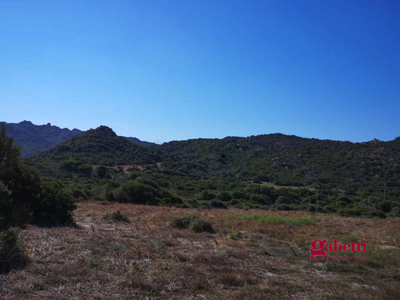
[1,202,399,299]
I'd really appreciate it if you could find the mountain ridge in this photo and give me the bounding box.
[30,125,160,166]
[1,121,157,156]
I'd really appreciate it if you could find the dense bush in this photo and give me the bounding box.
[194,190,216,200]
[95,165,109,178]
[217,191,232,202]
[0,196,31,230]
[113,180,182,206]
[59,159,85,172]
[1,125,76,228]
[210,200,228,209]
[31,181,76,226]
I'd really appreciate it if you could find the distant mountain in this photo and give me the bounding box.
[30,125,160,165]
[1,121,83,157]
[1,121,158,156]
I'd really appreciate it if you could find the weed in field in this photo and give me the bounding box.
[322,260,336,272]
[228,230,242,240]
[347,234,358,243]
[155,241,166,250]
[112,242,128,256]
[297,234,306,246]
[368,244,400,268]
[0,228,27,273]
[216,273,256,287]
[275,231,282,241]
[131,261,145,274]
[386,233,396,244]
[250,235,262,243]
[86,256,100,268]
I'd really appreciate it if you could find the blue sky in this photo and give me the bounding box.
[1,0,399,144]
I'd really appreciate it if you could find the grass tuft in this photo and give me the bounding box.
[228,230,243,240]
[102,210,131,223]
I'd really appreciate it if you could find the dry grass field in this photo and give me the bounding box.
[1,202,400,299]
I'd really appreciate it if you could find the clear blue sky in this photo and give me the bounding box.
[1,0,399,143]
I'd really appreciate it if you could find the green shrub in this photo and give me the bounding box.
[231,191,249,200]
[77,164,92,176]
[30,181,76,226]
[194,190,216,200]
[113,180,182,206]
[217,191,232,202]
[170,214,197,229]
[210,200,228,209]
[275,196,292,205]
[170,214,215,233]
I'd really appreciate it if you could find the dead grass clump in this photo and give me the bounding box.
[170,213,197,229]
[102,210,130,223]
[216,273,245,287]
[215,272,258,287]
[170,213,215,233]
[189,219,215,233]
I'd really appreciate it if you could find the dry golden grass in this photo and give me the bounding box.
[1,202,400,299]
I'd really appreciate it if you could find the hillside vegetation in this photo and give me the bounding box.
[21,125,400,218]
